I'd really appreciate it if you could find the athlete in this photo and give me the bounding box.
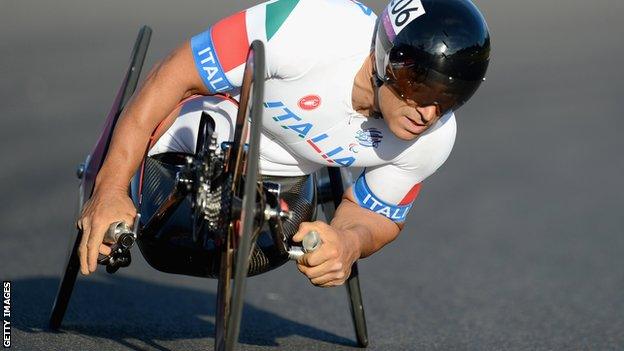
[77,0,491,287]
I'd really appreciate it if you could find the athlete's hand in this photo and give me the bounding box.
[293,221,360,287]
[76,187,136,275]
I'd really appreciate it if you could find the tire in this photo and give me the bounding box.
[324,167,369,348]
[48,26,151,330]
[214,40,266,351]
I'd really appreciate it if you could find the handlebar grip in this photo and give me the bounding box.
[97,218,138,265]
[288,230,323,260]
[103,221,132,244]
[302,230,321,253]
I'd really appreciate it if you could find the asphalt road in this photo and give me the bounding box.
[2,0,624,350]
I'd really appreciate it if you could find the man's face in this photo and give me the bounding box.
[377,83,441,141]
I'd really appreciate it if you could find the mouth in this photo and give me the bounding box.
[402,116,428,135]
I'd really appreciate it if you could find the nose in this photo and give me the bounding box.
[416,105,439,124]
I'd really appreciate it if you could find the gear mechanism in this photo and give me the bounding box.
[189,133,231,241]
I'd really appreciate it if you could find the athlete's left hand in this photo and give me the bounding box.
[293,221,360,287]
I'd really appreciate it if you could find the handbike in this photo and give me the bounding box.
[48,26,368,350]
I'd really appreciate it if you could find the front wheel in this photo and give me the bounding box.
[214,40,265,351]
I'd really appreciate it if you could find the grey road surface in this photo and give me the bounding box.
[1,0,624,350]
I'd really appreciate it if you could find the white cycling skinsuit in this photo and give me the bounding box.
[149,0,456,223]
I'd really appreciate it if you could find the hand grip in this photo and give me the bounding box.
[103,221,132,244]
[288,230,322,260]
[97,215,139,265]
[302,230,321,253]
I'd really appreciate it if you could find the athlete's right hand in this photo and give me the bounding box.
[76,187,136,275]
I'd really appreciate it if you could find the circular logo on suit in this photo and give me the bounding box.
[298,95,321,110]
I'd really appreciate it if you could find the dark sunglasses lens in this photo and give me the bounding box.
[386,64,478,115]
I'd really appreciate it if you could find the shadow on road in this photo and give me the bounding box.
[13,275,355,350]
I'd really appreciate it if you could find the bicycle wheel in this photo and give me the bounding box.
[321,167,369,347]
[214,40,265,351]
[49,26,151,330]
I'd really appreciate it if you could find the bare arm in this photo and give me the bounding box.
[78,41,207,275]
[95,40,208,192]
[331,187,403,258]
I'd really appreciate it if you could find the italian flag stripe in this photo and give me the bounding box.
[398,183,422,205]
[265,0,300,41]
[212,10,250,72]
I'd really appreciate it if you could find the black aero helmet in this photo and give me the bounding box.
[374,0,491,115]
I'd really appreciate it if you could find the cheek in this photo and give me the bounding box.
[377,88,405,131]
[378,86,399,122]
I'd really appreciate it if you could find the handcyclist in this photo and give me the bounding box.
[77,0,490,287]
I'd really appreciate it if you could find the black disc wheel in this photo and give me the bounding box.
[214,40,265,351]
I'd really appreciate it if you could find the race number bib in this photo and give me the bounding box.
[387,0,426,35]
